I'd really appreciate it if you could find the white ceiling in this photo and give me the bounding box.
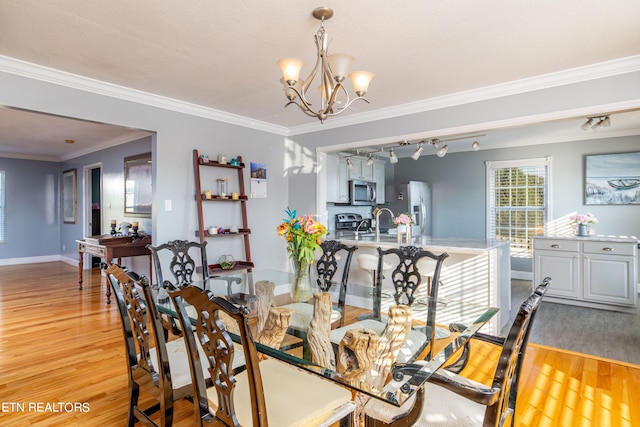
[1,0,640,161]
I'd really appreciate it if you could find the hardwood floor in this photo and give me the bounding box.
[0,262,638,426]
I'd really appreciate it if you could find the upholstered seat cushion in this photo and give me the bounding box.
[150,338,246,399]
[363,371,488,426]
[206,358,355,427]
[282,302,342,332]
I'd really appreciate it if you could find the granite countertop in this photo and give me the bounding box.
[533,234,639,244]
[327,232,509,253]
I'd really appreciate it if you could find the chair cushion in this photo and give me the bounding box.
[282,302,341,332]
[206,358,354,427]
[150,338,246,400]
[364,377,487,426]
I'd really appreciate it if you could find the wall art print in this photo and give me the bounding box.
[585,151,640,205]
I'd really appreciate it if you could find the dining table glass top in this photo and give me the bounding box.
[155,268,498,407]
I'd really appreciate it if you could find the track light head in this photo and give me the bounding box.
[581,118,594,131]
[389,148,398,164]
[436,144,449,157]
[367,153,374,166]
[411,144,423,160]
[472,139,480,151]
[346,157,353,170]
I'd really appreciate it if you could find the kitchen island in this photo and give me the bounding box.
[327,233,511,333]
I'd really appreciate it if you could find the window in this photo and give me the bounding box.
[0,171,4,242]
[486,157,551,257]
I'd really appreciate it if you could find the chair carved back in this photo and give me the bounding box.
[316,240,357,326]
[147,240,208,286]
[105,263,174,426]
[372,246,449,319]
[169,285,267,427]
[486,277,551,426]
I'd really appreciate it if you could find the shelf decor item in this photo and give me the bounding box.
[570,212,598,237]
[277,207,328,302]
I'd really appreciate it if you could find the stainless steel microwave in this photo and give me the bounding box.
[349,179,377,205]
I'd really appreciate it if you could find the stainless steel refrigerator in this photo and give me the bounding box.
[388,181,432,236]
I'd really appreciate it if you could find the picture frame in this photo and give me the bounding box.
[124,152,152,217]
[585,151,640,205]
[62,168,77,223]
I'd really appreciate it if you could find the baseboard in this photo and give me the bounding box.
[511,270,533,281]
[0,254,64,266]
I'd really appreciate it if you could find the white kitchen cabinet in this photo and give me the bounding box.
[373,160,385,204]
[583,241,637,306]
[348,157,373,182]
[326,153,349,203]
[533,236,638,311]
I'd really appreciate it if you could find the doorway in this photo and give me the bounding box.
[84,163,102,267]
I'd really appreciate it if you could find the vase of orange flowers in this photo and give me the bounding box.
[277,208,328,302]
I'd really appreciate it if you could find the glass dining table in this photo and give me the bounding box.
[155,268,499,408]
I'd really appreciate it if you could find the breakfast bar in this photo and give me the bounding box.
[327,233,511,333]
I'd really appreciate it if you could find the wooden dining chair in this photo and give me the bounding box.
[330,246,449,363]
[147,240,209,337]
[106,263,207,427]
[147,239,209,286]
[282,240,358,334]
[362,277,552,427]
[169,284,356,427]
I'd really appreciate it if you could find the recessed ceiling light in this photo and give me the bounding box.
[65,139,75,144]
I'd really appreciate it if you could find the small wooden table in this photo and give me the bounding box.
[77,235,152,304]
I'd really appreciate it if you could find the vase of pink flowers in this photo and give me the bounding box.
[394,213,414,243]
[570,212,598,237]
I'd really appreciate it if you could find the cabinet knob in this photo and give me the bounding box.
[602,247,614,252]
[550,244,560,248]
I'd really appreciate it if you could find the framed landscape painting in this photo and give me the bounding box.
[585,151,640,205]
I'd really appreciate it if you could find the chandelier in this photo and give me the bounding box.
[277,7,374,123]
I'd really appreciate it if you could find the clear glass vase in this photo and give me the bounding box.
[290,259,313,302]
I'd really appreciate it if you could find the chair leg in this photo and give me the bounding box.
[127,382,140,427]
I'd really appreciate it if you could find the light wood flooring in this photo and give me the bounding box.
[0,262,638,426]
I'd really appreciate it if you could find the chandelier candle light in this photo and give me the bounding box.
[278,7,374,123]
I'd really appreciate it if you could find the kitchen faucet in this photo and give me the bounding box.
[354,218,370,240]
[373,207,395,241]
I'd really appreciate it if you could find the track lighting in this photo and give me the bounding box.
[367,153,374,166]
[436,144,449,158]
[346,157,354,170]
[389,148,398,164]
[581,115,610,131]
[411,144,423,160]
[472,139,480,151]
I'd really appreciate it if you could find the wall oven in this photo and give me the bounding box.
[349,179,376,205]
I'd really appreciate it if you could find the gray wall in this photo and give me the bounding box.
[1,65,638,274]
[0,70,291,272]
[393,135,640,272]
[59,136,153,261]
[0,158,60,259]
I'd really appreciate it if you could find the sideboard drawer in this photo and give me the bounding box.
[533,239,580,252]
[583,241,635,256]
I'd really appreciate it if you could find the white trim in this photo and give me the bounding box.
[1,54,639,137]
[0,55,289,137]
[0,254,66,266]
[511,270,534,281]
[287,55,640,135]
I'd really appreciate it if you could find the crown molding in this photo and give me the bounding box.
[0,55,289,136]
[287,55,640,135]
[1,54,639,138]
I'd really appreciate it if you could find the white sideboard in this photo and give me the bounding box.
[533,235,638,312]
